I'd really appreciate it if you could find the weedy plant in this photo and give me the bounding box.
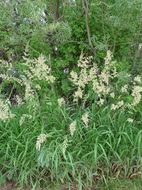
[0,50,142,189]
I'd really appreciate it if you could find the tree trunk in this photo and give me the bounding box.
[82,0,95,55]
[55,0,60,20]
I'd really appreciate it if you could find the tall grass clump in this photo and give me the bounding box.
[0,49,142,189]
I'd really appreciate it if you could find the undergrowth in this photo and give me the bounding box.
[0,50,142,189]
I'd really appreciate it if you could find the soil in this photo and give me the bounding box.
[0,181,17,190]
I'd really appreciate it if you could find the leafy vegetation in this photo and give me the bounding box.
[0,0,142,189]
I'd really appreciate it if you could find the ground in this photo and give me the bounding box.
[1,179,142,190]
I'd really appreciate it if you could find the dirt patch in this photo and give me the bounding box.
[0,181,17,190]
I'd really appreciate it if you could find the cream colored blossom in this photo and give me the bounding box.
[24,82,35,101]
[0,99,14,121]
[127,118,133,123]
[111,104,117,110]
[131,86,142,106]
[138,43,142,50]
[112,67,118,78]
[110,92,115,98]
[0,74,23,85]
[36,134,47,151]
[89,67,98,80]
[70,51,115,103]
[62,136,68,155]
[132,86,142,94]
[74,87,83,101]
[78,68,90,87]
[70,71,78,84]
[134,75,141,83]
[117,100,124,107]
[104,50,112,65]
[132,94,141,106]
[121,85,128,93]
[77,79,86,88]
[35,84,41,90]
[58,97,65,107]
[19,114,32,126]
[24,54,55,83]
[47,75,55,83]
[71,68,90,89]
[69,121,76,136]
[93,80,110,95]
[111,100,124,110]
[77,53,92,68]
[15,95,23,106]
[81,112,89,126]
[97,98,104,105]
[99,71,110,85]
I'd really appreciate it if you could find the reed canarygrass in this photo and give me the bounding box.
[0,50,142,189]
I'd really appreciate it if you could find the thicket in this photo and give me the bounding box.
[0,0,142,189]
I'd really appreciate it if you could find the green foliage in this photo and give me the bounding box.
[0,50,142,189]
[0,0,142,189]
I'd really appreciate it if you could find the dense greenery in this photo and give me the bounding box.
[0,1,142,189]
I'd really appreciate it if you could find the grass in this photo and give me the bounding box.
[0,50,142,189]
[0,0,142,189]
[100,179,142,190]
[0,94,142,189]
[1,179,142,190]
